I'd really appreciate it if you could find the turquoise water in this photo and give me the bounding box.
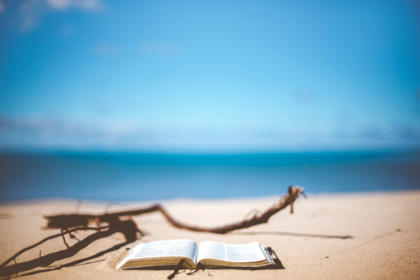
[0,151,419,202]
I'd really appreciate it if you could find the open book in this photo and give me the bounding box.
[116,239,274,269]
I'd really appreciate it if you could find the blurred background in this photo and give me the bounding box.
[0,0,419,202]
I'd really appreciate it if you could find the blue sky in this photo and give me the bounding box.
[0,0,419,151]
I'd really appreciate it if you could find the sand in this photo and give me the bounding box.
[1,191,420,279]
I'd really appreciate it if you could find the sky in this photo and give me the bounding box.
[0,0,419,152]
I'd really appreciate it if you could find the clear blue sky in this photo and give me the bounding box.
[0,0,419,151]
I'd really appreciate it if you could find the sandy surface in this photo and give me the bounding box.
[1,191,420,279]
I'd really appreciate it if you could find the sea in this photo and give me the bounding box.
[0,150,419,202]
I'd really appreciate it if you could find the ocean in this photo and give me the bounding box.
[0,150,419,202]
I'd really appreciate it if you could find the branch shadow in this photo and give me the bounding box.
[234,231,354,239]
[0,220,138,278]
[14,241,130,278]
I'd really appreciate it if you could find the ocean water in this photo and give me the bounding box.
[0,151,419,202]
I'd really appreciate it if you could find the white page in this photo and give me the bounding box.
[197,241,228,262]
[117,239,197,269]
[197,241,267,263]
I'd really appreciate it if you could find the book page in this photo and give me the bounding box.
[197,241,268,263]
[117,239,197,269]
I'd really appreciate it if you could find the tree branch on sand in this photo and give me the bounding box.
[44,185,305,235]
[0,186,304,278]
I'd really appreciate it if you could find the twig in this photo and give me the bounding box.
[60,228,70,249]
[75,199,82,213]
[44,186,304,234]
[167,259,185,280]
[155,185,303,234]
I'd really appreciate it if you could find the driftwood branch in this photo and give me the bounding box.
[0,186,303,278]
[156,185,304,233]
[44,186,304,235]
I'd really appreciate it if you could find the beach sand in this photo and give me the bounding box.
[1,191,419,279]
